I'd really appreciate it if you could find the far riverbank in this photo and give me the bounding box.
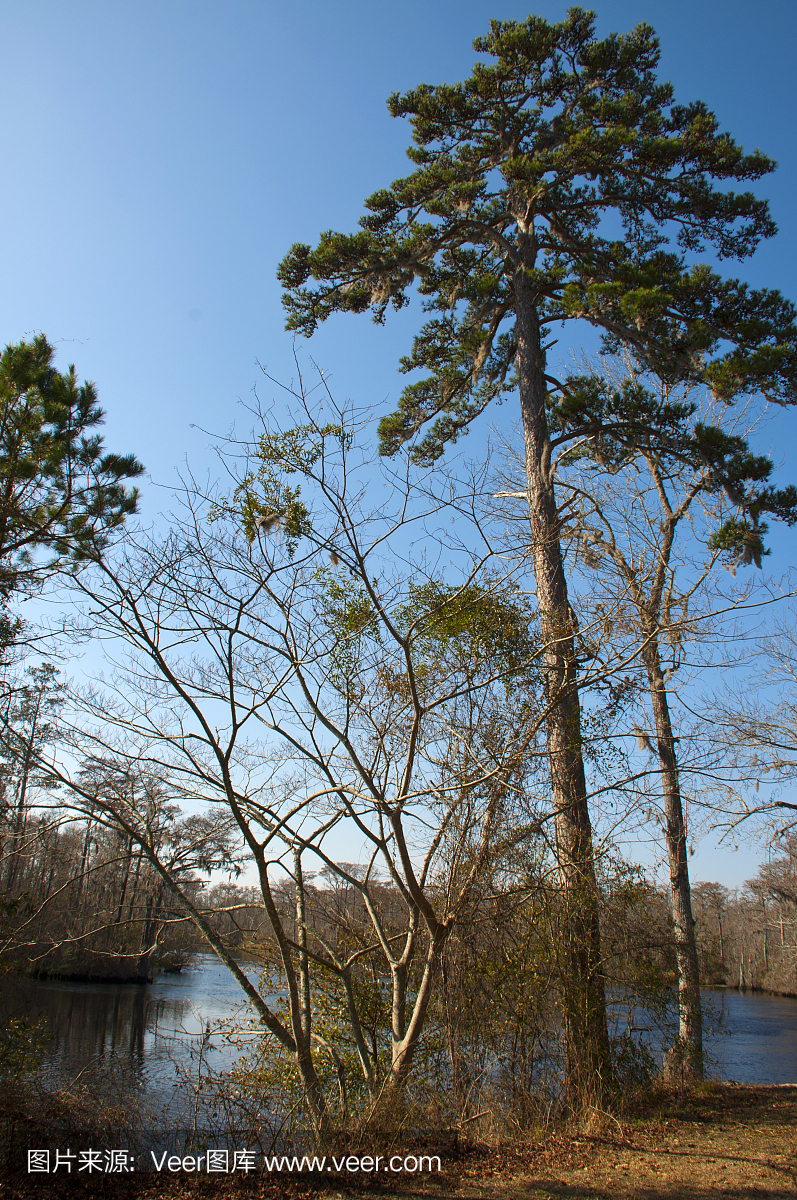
[3,958,796,1101]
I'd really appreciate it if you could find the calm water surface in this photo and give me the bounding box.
[708,989,797,1085]
[4,957,796,1111]
[2,956,261,1123]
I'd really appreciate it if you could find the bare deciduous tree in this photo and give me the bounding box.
[496,355,797,1078]
[26,385,560,1136]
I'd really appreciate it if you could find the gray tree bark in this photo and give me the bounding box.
[643,636,704,1079]
[515,247,612,1111]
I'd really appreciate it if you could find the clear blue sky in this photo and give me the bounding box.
[1,0,795,886]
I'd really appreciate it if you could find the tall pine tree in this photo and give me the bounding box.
[0,335,144,609]
[279,9,797,1109]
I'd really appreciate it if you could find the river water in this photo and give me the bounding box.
[4,955,797,1121]
[1,956,263,1137]
[704,989,797,1085]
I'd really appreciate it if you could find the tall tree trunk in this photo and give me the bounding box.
[515,257,612,1112]
[74,820,93,917]
[643,637,703,1079]
[442,955,465,1119]
[761,898,768,972]
[126,847,144,924]
[380,927,448,1107]
[135,883,165,981]
[293,848,311,1056]
[5,739,35,892]
[251,848,331,1138]
[115,836,133,930]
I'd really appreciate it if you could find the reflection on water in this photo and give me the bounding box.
[1,956,259,1121]
[2,960,796,1115]
[31,982,153,1083]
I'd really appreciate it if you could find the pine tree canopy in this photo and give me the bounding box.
[279,7,797,466]
[0,334,144,589]
[553,371,797,569]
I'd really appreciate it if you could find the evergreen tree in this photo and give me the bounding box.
[279,9,797,1109]
[0,335,144,643]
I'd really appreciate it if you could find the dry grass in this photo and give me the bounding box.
[0,1083,795,1199]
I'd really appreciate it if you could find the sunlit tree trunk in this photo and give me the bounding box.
[515,253,612,1111]
[643,635,703,1079]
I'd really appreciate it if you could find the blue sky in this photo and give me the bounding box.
[2,0,795,886]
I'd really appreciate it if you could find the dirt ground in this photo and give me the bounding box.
[1,1083,795,1200]
[412,1083,797,1200]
